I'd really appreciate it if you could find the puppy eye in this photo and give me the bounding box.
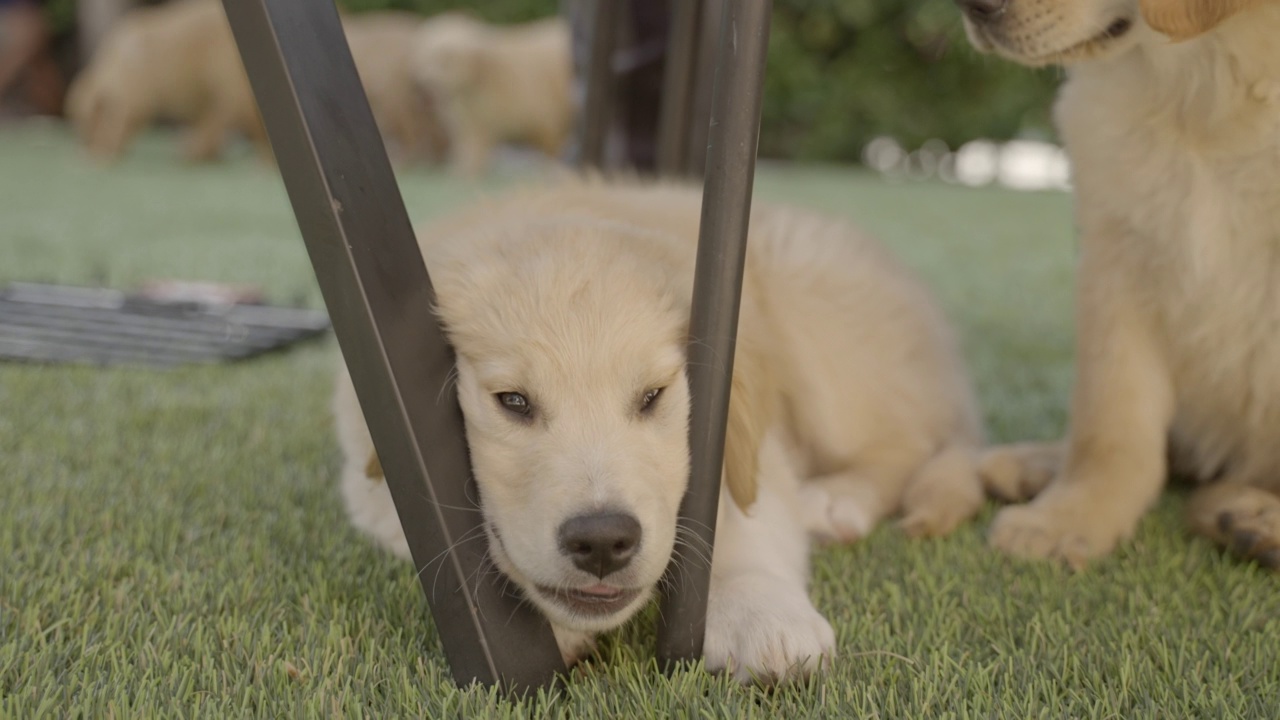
[640,387,664,412]
[496,392,532,417]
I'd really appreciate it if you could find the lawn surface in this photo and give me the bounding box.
[2,124,1277,718]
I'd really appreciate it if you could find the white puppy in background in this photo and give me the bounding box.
[408,13,573,178]
[333,179,985,682]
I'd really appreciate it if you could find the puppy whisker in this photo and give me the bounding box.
[675,514,719,536]
[419,523,491,597]
[416,493,482,514]
[434,366,461,406]
[672,525,715,568]
[671,538,713,571]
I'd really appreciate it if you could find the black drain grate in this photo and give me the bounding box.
[0,283,331,368]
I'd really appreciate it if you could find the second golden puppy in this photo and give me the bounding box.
[343,11,448,165]
[959,0,1280,568]
[408,13,573,177]
[333,179,985,682]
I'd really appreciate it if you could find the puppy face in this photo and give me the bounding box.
[957,0,1148,65]
[433,224,693,633]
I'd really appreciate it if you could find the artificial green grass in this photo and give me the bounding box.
[2,124,1277,718]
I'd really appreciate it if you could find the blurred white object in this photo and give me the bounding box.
[953,140,1001,187]
[905,138,949,181]
[998,140,1072,191]
[862,136,906,174]
[868,137,1072,192]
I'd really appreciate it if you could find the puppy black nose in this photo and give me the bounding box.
[557,512,642,579]
[957,0,1008,21]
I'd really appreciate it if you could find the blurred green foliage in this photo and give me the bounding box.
[48,0,1060,161]
[46,0,79,33]
[763,0,1060,160]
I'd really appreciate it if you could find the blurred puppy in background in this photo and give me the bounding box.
[343,10,449,167]
[64,0,267,164]
[409,13,573,178]
[65,1,449,167]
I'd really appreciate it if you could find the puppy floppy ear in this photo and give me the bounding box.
[1141,0,1261,40]
[721,336,775,512]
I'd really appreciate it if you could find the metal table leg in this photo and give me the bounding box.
[220,0,565,693]
[682,0,726,178]
[578,0,621,170]
[655,0,703,176]
[657,0,773,668]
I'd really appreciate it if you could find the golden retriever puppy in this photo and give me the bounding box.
[408,13,572,177]
[332,179,985,681]
[343,11,448,166]
[64,0,267,163]
[958,0,1280,569]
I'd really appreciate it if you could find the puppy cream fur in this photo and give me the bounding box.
[963,0,1280,568]
[408,13,572,177]
[333,180,984,681]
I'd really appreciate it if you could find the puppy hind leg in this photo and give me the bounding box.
[333,371,411,560]
[801,448,920,543]
[900,441,985,538]
[1187,481,1280,569]
[979,440,1064,502]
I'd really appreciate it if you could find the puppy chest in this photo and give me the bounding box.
[1159,229,1280,478]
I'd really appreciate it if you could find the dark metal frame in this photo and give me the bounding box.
[220,0,563,692]
[656,0,773,667]
[577,0,621,169]
[222,0,770,692]
[654,0,704,176]
[654,0,726,178]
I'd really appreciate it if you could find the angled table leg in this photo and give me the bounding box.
[657,0,773,667]
[220,0,565,693]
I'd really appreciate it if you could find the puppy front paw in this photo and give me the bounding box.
[978,442,1062,502]
[988,487,1134,569]
[703,575,836,684]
